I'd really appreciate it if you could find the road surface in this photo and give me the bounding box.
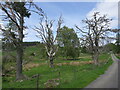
[84,54,119,88]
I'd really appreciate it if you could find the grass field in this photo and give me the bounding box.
[2,46,113,88]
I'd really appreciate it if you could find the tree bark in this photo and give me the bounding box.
[93,39,99,65]
[49,56,54,68]
[92,52,99,65]
[16,45,25,80]
[15,15,26,81]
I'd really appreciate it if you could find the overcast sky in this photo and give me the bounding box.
[15,1,118,42]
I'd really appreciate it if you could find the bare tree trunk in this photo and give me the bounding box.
[15,16,26,80]
[92,52,99,65]
[49,56,54,68]
[16,45,25,80]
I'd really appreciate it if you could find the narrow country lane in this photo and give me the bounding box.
[84,54,119,88]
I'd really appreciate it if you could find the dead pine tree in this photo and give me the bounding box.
[34,15,63,68]
[76,12,112,65]
[0,2,43,80]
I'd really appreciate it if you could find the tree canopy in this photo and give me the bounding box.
[57,26,80,59]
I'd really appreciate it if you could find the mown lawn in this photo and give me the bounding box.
[2,46,113,88]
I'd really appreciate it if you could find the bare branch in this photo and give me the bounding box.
[75,25,87,33]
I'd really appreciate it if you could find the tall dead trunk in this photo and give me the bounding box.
[92,51,99,65]
[15,16,26,80]
[93,39,99,65]
[16,45,25,80]
[16,16,25,80]
[49,56,54,68]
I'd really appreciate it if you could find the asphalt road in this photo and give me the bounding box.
[84,54,119,88]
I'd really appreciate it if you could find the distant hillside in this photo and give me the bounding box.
[22,42,40,47]
[2,41,42,51]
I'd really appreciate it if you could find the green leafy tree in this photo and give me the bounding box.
[57,26,80,59]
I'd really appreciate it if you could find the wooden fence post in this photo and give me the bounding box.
[37,74,39,89]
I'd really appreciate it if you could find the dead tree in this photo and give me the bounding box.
[76,12,112,65]
[0,2,43,80]
[34,15,63,68]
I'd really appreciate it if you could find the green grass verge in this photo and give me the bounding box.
[2,53,113,88]
[116,56,120,59]
[2,46,113,88]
